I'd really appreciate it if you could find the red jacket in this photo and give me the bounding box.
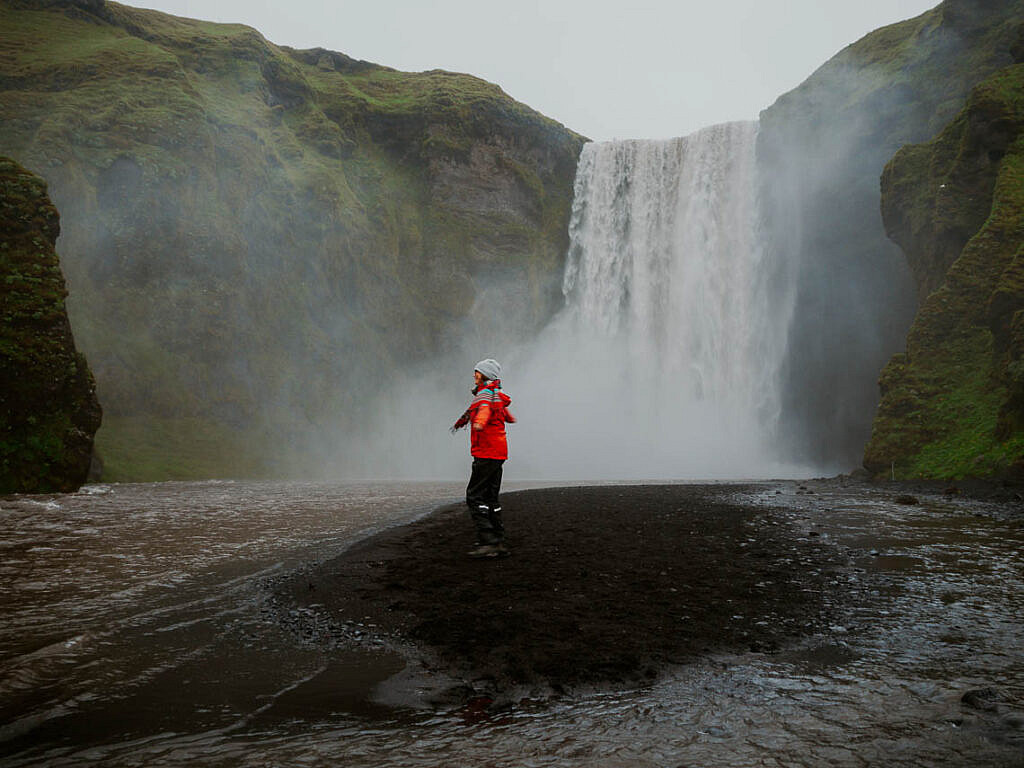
[453,380,515,460]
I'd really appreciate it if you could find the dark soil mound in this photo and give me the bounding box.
[276,485,848,693]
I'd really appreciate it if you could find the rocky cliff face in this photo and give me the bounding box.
[758,0,1024,470]
[0,156,102,493]
[864,60,1024,479]
[0,0,584,479]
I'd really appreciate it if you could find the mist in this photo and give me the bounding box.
[321,62,942,484]
[56,55,924,485]
[25,0,1009,484]
[755,54,959,469]
[322,122,829,482]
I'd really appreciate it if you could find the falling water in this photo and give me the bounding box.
[513,122,806,479]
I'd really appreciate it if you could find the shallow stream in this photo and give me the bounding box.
[1,480,1021,766]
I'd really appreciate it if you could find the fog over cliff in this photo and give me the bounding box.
[332,0,1024,482]
[327,123,810,481]
[339,121,831,482]
[4,0,1022,482]
[339,120,881,482]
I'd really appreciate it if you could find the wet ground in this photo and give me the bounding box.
[1,478,1022,766]
[274,484,850,701]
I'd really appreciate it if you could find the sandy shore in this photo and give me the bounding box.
[274,483,854,703]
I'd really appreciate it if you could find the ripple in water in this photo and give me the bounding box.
[1,480,1022,767]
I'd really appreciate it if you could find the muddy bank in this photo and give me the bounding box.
[274,484,852,700]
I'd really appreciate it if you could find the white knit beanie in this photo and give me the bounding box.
[474,358,501,381]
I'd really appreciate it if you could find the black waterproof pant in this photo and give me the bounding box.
[466,457,505,545]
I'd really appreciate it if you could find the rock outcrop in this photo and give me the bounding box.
[864,61,1024,479]
[0,157,101,493]
[0,1,584,479]
[758,0,1024,469]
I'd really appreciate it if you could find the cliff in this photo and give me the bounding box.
[0,156,102,493]
[758,0,1024,469]
[0,0,585,479]
[863,61,1024,479]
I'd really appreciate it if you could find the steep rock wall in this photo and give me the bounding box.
[0,156,102,493]
[0,0,585,479]
[758,0,1024,469]
[864,61,1024,479]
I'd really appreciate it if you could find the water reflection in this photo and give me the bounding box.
[0,481,462,762]
[1,480,1021,766]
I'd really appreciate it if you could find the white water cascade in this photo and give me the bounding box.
[512,122,808,479]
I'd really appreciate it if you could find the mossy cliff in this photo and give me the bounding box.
[0,0,585,479]
[758,0,1024,469]
[863,61,1024,479]
[0,156,101,492]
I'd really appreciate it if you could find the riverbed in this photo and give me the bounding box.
[1,479,1022,766]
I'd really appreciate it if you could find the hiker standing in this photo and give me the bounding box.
[451,358,515,558]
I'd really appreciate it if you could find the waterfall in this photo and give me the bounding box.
[512,122,808,479]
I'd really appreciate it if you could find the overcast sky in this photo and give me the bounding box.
[132,1,938,141]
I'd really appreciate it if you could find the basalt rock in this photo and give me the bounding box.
[0,157,101,493]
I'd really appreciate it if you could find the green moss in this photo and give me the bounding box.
[900,330,1005,477]
[865,63,1024,480]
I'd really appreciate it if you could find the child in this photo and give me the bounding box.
[451,358,515,558]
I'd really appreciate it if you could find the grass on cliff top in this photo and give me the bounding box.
[838,1,1023,80]
[773,7,936,110]
[1,0,571,192]
[0,6,147,68]
[774,1,1024,134]
[311,65,534,118]
[41,1,559,129]
[0,5,209,170]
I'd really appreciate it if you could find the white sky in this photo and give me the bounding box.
[131,1,938,141]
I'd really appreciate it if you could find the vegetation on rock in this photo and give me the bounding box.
[0,0,585,479]
[864,61,1024,479]
[0,156,101,493]
[758,0,1024,469]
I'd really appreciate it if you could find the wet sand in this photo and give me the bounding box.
[274,484,853,703]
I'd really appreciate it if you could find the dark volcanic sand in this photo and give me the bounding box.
[276,485,850,700]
